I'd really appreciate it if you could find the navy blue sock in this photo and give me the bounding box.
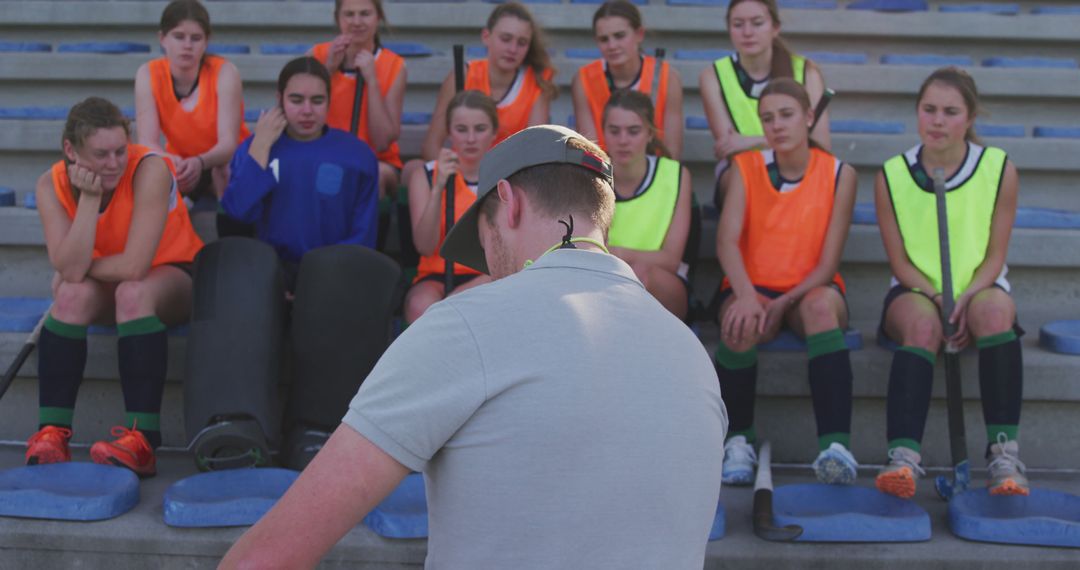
[714,344,757,442]
[977,331,1022,448]
[117,317,167,448]
[886,347,935,453]
[807,329,853,451]
[37,315,87,430]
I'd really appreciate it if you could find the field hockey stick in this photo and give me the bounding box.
[752,441,803,541]
[349,68,365,136]
[444,44,465,295]
[932,167,971,501]
[0,309,49,402]
[810,88,835,133]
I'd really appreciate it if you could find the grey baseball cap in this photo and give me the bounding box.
[439,124,613,274]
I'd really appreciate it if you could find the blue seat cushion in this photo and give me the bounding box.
[710,501,726,541]
[383,41,434,58]
[685,116,710,130]
[401,112,432,126]
[831,120,905,134]
[983,57,1078,69]
[1033,127,1080,139]
[949,487,1080,547]
[1031,6,1080,15]
[0,297,52,333]
[565,48,602,60]
[774,484,931,542]
[572,0,647,4]
[0,42,51,53]
[0,463,140,521]
[779,0,839,9]
[466,46,488,59]
[674,49,730,61]
[58,42,150,54]
[804,51,868,65]
[0,107,69,120]
[847,0,928,11]
[666,0,725,6]
[363,472,428,538]
[759,329,863,352]
[207,44,250,55]
[0,187,14,208]
[1039,320,1080,355]
[163,468,299,528]
[260,44,310,56]
[939,3,1019,14]
[975,124,1025,138]
[881,54,973,66]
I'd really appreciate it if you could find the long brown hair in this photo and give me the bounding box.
[333,0,388,45]
[726,0,794,79]
[486,2,557,99]
[160,0,211,36]
[602,89,670,158]
[445,90,499,133]
[916,66,982,143]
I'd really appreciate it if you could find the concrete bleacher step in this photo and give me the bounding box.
[1,445,1078,569]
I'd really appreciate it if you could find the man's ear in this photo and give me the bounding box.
[496,179,523,229]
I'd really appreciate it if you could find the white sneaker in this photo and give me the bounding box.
[812,442,859,485]
[988,434,1029,496]
[722,435,757,485]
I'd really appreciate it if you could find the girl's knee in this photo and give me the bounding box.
[797,287,841,327]
[114,280,154,322]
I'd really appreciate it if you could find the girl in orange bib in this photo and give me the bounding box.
[134,0,248,201]
[420,1,556,161]
[572,0,684,158]
[309,0,406,199]
[26,97,203,478]
[714,79,857,487]
[405,91,498,323]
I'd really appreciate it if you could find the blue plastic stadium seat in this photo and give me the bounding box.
[0,107,69,120]
[0,297,51,332]
[666,0,725,5]
[686,116,710,130]
[1040,320,1080,355]
[949,488,1080,547]
[674,49,730,61]
[260,44,309,56]
[975,124,1025,138]
[1031,6,1080,15]
[854,204,1080,229]
[779,0,838,9]
[163,468,300,528]
[710,501,725,541]
[383,41,434,58]
[851,202,877,225]
[759,329,863,352]
[1033,127,1080,139]
[58,42,150,54]
[0,463,139,521]
[847,0,928,11]
[484,0,562,3]
[939,3,1018,14]
[774,484,931,542]
[881,54,973,66]
[466,46,488,59]
[565,48,602,60]
[401,112,432,126]
[983,57,1078,69]
[831,120,905,134]
[243,109,262,122]
[24,192,37,210]
[0,42,51,53]
[363,473,428,538]
[804,51,868,65]
[0,187,14,208]
[207,44,250,55]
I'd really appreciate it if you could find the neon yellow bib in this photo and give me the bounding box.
[714,54,807,136]
[608,157,681,252]
[884,144,1006,299]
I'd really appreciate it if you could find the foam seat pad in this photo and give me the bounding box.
[949,488,1080,548]
[0,463,139,521]
[773,484,931,542]
[710,501,725,541]
[759,330,864,352]
[1039,320,1080,355]
[0,297,51,333]
[363,473,427,538]
[163,468,299,528]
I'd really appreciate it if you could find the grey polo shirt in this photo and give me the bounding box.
[345,249,727,569]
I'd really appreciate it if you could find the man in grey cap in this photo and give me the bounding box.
[222,125,727,569]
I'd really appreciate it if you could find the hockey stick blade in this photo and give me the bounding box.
[752,441,803,541]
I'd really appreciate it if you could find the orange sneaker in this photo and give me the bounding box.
[26,425,73,465]
[875,447,924,499]
[90,426,156,478]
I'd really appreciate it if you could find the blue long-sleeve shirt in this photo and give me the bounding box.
[222,127,379,263]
